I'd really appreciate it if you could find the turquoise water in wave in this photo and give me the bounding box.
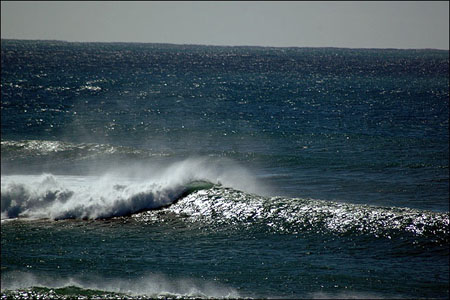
[1,40,449,299]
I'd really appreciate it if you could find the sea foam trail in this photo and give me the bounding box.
[1,158,262,220]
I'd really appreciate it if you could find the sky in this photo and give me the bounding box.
[1,1,449,49]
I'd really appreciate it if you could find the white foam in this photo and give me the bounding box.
[1,157,264,220]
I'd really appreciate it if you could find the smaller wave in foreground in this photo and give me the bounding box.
[1,271,240,299]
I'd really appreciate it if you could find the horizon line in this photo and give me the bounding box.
[1,38,448,51]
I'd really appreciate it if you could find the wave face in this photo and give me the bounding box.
[142,186,449,241]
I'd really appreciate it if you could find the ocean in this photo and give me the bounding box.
[1,39,448,299]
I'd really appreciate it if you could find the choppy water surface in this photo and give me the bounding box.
[1,40,449,298]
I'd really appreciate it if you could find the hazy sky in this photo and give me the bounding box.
[1,1,449,49]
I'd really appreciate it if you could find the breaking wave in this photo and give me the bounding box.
[2,171,448,242]
[1,144,448,241]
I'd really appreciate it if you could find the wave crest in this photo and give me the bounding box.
[1,175,193,220]
[1,157,263,220]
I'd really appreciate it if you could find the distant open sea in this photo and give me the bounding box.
[1,39,449,299]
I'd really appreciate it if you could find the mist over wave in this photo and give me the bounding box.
[1,157,265,220]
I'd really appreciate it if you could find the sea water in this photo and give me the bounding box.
[1,40,449,299]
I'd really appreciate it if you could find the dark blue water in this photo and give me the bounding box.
[1,39,449,299]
